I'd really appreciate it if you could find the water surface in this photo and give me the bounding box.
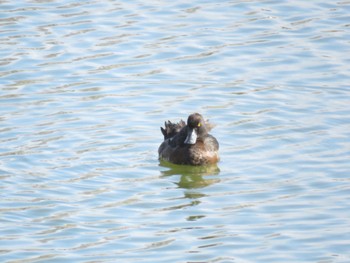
[1,0,350,262]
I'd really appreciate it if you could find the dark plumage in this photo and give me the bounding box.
[158,113,219,166]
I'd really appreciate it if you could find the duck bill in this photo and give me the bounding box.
[184,128,197,145]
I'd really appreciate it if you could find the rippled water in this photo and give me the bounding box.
[1,0,350,262]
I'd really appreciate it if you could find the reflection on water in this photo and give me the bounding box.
[159,161,220,215]
[160,160,220,189]
[1,0,350,262]
[160,160,220,213]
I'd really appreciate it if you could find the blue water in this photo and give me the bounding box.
[1,0,350,262]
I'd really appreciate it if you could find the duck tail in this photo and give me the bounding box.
[160,120,185,140]
[205,119,215,131]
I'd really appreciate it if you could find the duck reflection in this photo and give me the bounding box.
[159,160,220,190]
[159,161,220,221]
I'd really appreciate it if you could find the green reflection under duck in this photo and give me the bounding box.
[159,160,220,189]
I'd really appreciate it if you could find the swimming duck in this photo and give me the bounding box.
[158,113,219,165]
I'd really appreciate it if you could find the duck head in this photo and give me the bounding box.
[184,113,207,145]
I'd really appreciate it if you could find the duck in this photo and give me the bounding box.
[158,113,219,166]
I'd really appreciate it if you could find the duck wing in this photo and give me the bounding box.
[160,119,186,140]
